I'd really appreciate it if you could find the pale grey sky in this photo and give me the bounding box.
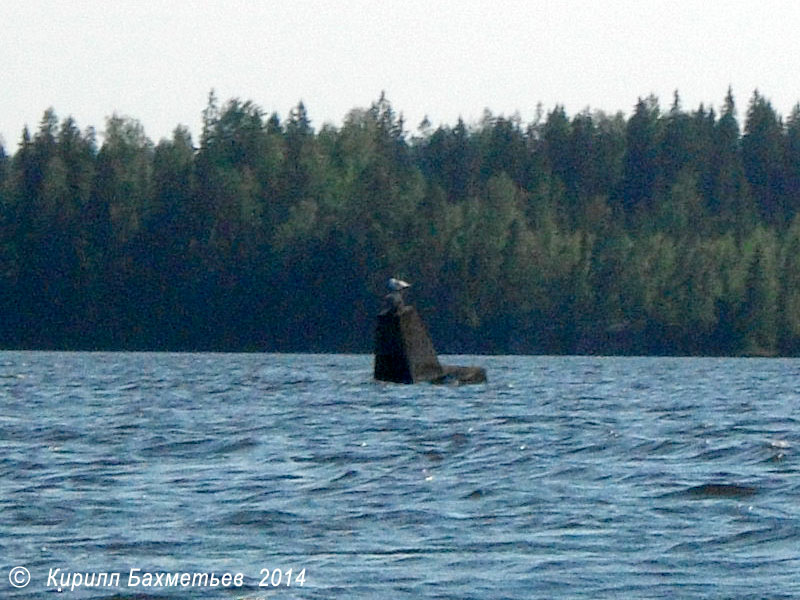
[3,0,800,147]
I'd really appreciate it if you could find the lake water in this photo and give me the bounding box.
[1,352,798,599]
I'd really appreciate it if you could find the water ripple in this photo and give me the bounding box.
[2,353,800,599]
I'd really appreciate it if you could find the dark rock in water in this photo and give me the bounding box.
[432,365,488,385]
[464,489,487,499]
[374,305,486,384]
[374,306,442,383]
[685,483,758,498]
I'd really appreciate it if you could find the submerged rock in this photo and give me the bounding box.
[685,483,758,499]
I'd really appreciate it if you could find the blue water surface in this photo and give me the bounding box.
[1,352,799,599]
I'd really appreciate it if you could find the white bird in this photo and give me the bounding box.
[387,277,411,291]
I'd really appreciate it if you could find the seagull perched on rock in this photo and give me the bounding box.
[388,277,411,291]
[385,277,411,312]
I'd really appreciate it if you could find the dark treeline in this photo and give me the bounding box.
[2,89,800,355]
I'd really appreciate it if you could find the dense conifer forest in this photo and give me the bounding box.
[2,89,800,355]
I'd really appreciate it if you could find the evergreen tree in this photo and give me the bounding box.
[779,216,800,353]
[743,91,786,225]
[566,110,598,209]
[416,118,478,202]
[658,91,692,186]
[783,103,800,218]
[710,89,752,230]
[622,96,661,221]
[739,227,779,354]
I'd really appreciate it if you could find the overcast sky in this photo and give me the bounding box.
[3,0,800,146]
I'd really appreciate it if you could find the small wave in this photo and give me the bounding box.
[692,445,742,461]
[760,452,789,465]
[629,438,683,456]
[222,508,306,528]
[330,468,359,482]
[139,437,215,458]
[670,520,800,552]
[99,539,181,555]
[769,439,791,449]
[211,437,260,455]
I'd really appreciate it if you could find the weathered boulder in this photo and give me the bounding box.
[374,305,486,384]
